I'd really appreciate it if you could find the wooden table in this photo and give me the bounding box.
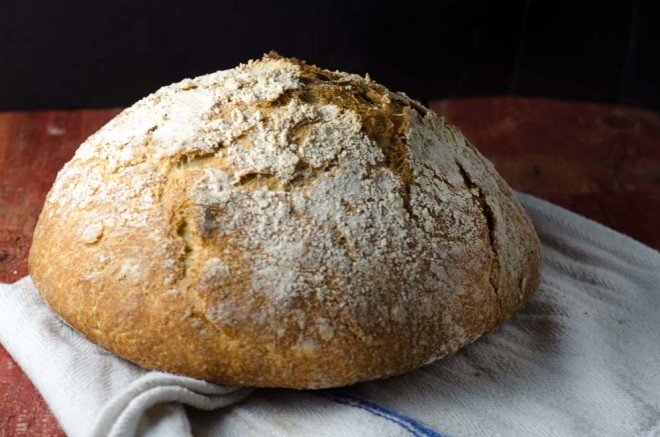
[1,98,659,435]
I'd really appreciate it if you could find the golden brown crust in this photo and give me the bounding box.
[28,55,541,389]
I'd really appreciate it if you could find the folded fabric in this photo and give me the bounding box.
[1,193,659,437]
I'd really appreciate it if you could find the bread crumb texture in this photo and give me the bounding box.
[29,54,541,388]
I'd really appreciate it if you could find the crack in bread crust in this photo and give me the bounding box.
[456,160,502,318]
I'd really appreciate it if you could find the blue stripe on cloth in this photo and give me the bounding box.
[315,389,449,437]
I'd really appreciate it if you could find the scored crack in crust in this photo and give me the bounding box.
[28,53,541,388]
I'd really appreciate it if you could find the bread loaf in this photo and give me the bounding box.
[29,54,541,389]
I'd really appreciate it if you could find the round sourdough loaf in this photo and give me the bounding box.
[29,54,541,389]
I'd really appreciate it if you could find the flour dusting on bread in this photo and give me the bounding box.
[30,54,542,388]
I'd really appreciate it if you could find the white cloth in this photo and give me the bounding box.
[1,193,659,437]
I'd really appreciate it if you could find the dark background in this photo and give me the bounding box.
[1,0,658,111]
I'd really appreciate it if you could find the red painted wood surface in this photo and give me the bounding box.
[0,109,121,437]
[0,98,659,435]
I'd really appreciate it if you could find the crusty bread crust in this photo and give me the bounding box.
[28,54,541,389]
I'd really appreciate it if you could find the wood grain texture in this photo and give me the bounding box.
[0,98,658,434]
